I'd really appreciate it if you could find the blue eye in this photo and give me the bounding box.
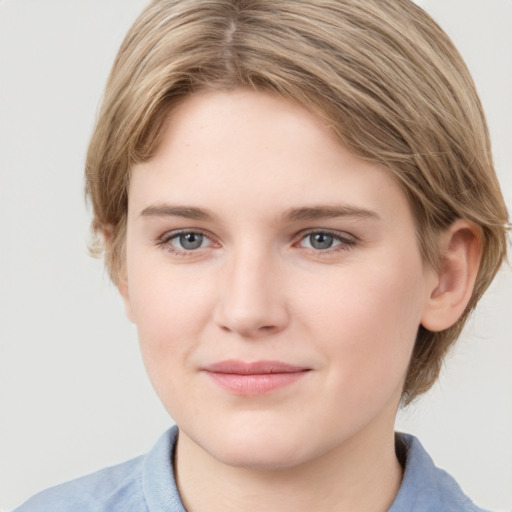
[307,233,335,250]
[160,231,212,253]
[176,232,205,250]
[298,231,354,251]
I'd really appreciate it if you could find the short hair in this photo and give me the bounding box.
[85,0,509,404]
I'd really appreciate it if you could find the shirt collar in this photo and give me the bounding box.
[388,433,485,511]
[142,427,484,512]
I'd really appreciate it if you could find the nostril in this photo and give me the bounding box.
[220,323,276,336]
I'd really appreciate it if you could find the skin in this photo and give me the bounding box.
[118,89,478,511]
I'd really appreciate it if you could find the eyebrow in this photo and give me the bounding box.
[139,204,214,220]
[139,203,380,222]
[282,205,380,222]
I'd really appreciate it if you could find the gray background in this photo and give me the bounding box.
[1,0,510,510]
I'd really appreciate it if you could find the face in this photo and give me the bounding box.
[121,89,435,470]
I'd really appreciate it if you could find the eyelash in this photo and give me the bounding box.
[157,229,215,256]
[295,229,356,254]
[156,229,357,256]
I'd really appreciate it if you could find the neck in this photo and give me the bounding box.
[174,422,403,512]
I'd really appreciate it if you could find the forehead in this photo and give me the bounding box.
[129,89,411,227]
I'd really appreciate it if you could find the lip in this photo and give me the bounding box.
[201,360,311,395]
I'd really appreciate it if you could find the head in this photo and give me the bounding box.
[86,0,508,406]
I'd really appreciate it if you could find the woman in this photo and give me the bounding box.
[14,1,509,510]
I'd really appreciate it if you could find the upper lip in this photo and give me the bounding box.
[202,360,310,375]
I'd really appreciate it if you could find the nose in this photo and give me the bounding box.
[213,247,290,338]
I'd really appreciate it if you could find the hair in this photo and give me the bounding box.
[85,0,509,404]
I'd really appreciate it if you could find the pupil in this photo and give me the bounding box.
[180,233,203,250]
[311,233,333,250]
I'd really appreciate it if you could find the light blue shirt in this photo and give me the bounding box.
[14,426,489,511]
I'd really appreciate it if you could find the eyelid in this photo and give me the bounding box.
[294,228,358,252]
[296,228,357,243]
[156,227,357,256]
[159,228,211,243]
[157,228,219,255]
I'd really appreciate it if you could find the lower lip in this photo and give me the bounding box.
[205,371,309,395]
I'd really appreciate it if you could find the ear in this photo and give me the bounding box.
[101,224,135,324]
[421,220,482,332]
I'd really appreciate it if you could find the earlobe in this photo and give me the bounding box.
[421,220,482,332]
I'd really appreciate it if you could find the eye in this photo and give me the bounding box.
[159,230,214,253]
[297,230,355,251]
[176,232,206,250]
[304,233,336,250]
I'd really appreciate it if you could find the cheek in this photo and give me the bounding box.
[128,245,211,331]
[129,278,207,419]
[304,258,426,395]
[126,262,212,382]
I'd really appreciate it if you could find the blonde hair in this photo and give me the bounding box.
[85,0,509,404]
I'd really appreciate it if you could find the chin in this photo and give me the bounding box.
[197,421,315,471]
[213,442,306,471]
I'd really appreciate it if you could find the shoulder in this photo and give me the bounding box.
[13,426,182,512]
[13,455,146,512]
[390,433,492,512]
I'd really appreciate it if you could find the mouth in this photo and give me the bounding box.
[201,360,311,395]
